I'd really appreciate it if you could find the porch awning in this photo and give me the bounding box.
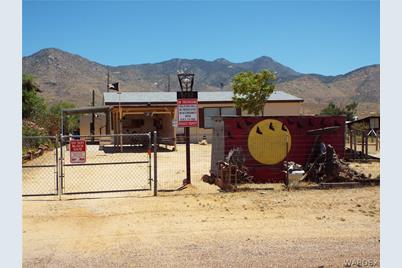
[62,106,112,115]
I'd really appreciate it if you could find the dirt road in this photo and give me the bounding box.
[23,186,380,268]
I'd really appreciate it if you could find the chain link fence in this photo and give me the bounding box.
[22,129,379,199]
[155,134,218,193]
[155,133,289,193]
[60,134,152,194]
[345,130,380,160]
[22,136,58,196]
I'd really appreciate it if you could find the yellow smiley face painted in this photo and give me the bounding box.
[247,119,291,165]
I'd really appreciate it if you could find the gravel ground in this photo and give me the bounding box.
[23,186,380,267]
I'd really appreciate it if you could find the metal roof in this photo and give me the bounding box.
[103,91,303,105]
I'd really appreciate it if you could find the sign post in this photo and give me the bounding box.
[177,91,198,185]
[70,140,86,163]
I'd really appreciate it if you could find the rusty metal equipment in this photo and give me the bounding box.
[299,142,376,184]
[296,126,373,183]
[202,148,254,191]
[204,122,379,191]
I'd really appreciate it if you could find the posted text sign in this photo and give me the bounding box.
[70,140,86,163]
[177,98,198,127]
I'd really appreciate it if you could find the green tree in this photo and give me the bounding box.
[320,102,342,116]
[344,102,358,121]
[320,101,358,121]
[232,70,276,116]
[22,74,47,120]
[45,101,79,134]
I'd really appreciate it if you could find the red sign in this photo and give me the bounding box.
[70,140,86,163]
[177,98,198,127]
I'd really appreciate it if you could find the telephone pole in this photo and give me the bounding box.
[91,89,95,143]
[107,70,110,92]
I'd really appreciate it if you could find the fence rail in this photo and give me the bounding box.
[22,133,156,197]
[22,130,379,199]
[60,133,153,194]
[22,136,58,196]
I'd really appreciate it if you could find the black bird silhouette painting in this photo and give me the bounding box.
[236,122,243,130]
[256,126,263,135]
[281,123,288,132]
[227,130,233,139]
[269,122,275,131]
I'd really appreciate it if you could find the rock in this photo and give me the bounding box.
[198,139,208,145]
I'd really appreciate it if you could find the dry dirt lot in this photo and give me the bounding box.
[23,144,216,195]
[23,186,380,268]
[348,162,380,179]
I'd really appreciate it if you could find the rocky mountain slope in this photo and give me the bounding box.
[22,48,379,116]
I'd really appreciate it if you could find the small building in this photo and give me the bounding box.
[346,115,380,133]
[79,91,304,144]
[345,115,380,159]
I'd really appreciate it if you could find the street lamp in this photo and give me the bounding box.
[178,73,194,92]
[177,73,195,185]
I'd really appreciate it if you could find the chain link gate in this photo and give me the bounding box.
[59,133,153,195]
[22,136,59,196]
[22,133,157,198]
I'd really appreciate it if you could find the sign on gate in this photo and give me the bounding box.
[177,91,198,127]
[70,140,86,163]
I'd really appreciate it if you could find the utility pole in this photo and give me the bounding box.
[91,89,95,143]
[107,70,110,92]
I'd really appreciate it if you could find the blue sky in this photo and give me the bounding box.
[23,1,379,76]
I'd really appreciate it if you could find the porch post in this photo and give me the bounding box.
[105,109,111,135]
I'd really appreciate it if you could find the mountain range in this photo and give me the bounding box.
[22,48,380,116]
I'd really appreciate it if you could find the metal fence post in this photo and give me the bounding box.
[148,132,152,190]
[153,131,158,196]
[58,134,63,200]
[55,135,59,199]
[285,136,289,188]
[365,131,369,160]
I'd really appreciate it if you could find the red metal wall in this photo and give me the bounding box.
[223,116,345,183]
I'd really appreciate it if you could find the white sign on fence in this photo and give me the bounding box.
[70,140,86,163]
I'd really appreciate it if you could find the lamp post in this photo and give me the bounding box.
[177,73,195,185]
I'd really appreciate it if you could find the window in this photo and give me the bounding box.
[202,107,237,128]
[221,107,237,116]
[204,108,220,129]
